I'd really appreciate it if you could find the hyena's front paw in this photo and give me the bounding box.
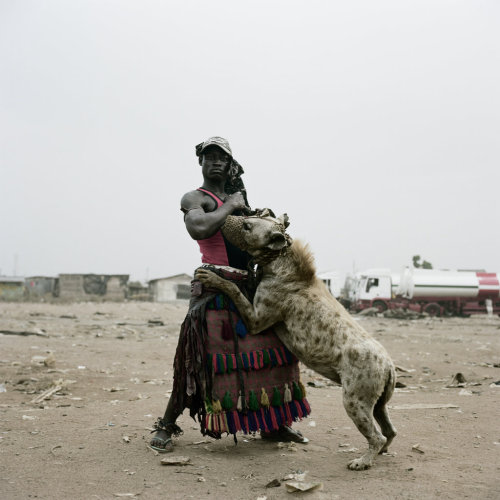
[194,269,224,288]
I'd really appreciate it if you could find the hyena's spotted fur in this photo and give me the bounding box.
[196,215,396,470]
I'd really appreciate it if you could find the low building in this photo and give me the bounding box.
[0,276,25,301]
[127,281,150,301]
[149,274,192,302]
[25,276,58,300]
[58,274,129,301]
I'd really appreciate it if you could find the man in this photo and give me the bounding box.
[150,137,310,452]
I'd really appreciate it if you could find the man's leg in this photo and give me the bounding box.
[150,398,183,452]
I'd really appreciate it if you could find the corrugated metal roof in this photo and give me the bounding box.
[0,276,25,283]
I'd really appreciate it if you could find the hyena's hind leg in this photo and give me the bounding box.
[343,389,387,470]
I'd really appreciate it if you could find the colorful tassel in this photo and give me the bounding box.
[271,387,282,407]
[222,391,233,411]
[232,410,242,432]
[292,381,302,400]
[284,402,293,424]
[260,388,270,408]
[216,353,224,374]
[237,390,243,412]
[299,380,307,398]
[212,399,222,413]
[294,400,304,418]
[269,348,277,367]
[273,348,283,366]
[248,390,259,411]
[263,349,271,367]
[205,397,214,413]
[258,409,269,432]
[284,383,292,403]
[303,398,311,414]
[235,319,247,338]
[242,414,249,433]
[242,352,249,370]
[226,354,233,374]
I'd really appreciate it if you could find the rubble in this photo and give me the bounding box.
[382,308,428,319]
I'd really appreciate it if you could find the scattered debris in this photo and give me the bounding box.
[103,387,128,392]
[411,444,424,454]
[148,319,164,326]
[446,372,468,388]
[266,478,281,488]
[0,329,48,337]
[43,353,56,367]
[22,415,36,420]
[161,456,191,466]
[283,471,307,482]
[395,365,416,373]
[122,436,130,443]
[50,444,62,455]
[489,381,500,388]
[383,308,427,320]
[0,383,6,393]
[197,477,206,482]
[308,420,316,427]
[31,384,62,404]
[395,381,407,388]
[358,307,379,317]
[307,380,326,388]
[285,481,323,493]
[389,403,459,410]
[459,389,473,396]
[188,439,212,445]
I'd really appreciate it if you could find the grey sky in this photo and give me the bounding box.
[1,0,499,282]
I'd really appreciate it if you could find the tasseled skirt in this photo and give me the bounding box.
[169,266,311,438]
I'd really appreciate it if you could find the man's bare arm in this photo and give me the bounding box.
[181,191,246,240]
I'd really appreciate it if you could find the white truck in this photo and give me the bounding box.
[351,267,500,317]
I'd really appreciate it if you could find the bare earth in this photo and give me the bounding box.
[1,301,499,500]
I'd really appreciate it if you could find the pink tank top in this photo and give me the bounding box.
[196,188,229,266]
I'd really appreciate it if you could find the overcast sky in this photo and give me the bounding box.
[1,0,499,282]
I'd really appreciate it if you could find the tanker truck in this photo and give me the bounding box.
[351,267,500,316]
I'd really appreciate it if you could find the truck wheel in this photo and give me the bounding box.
[424,303,441,317]
[372,300,387,313]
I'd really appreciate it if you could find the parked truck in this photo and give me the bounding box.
[351,267,500,316]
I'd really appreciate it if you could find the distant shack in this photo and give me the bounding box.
[58,274,129,301]
[149,274,192,302]
[0,276,25,301]
[25,276,58,300]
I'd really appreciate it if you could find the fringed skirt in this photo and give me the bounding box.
[170,266,311,438]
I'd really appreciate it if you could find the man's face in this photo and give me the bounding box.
[200,146,231,181]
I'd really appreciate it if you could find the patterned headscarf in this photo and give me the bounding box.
[196,137,250,208]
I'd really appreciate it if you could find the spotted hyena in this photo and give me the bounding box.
[195,213,397,470]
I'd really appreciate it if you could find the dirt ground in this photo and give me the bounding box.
[1,301,499,500]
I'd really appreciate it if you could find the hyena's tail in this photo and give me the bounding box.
[373,365,397,451]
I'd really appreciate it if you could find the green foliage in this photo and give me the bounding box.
[412,255,433,269]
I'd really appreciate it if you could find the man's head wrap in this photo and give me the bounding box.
[196,136,250,208]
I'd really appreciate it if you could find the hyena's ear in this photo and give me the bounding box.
[267,231,287,251]
[278,213,290,228]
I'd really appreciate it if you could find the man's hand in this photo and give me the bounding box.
[225,192,247,212]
